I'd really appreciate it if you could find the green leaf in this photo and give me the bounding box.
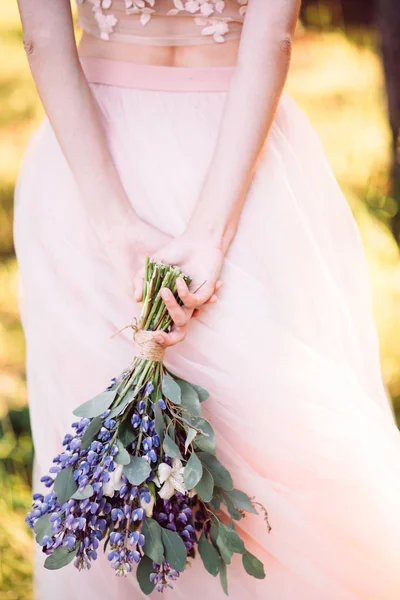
[221,492,243,521]
[118,419,136,448]
[142,518,164,565]
[226,489,258,515]
[163,433,183,460]
[184,427,197,453]
[44,545,79,570]
[80,417,102,450]
[192,383,209,402]
[242,551,266,580]
[219,559,228,595]
[162,375,181,405]
[210,524,219,547]
[54,467,78,505]
[198,532,221,576]
[34,514,53,543]
[73,390,117,418]
[161,528,187,572]
[191,418,215,454]
[195,466,214,503]
[108,391,135,418]
[115,439,131,466]
[198,452,233,492]
[176,379,201,416]
[124,456,151,485]
[136,555,156,595]
[71,484,94,500]
[218,521,246,555]
[184,451,203,490]
[209,495,221,512]
[215,526,234,564]
[165,416,175,439]
[153,397,165,439]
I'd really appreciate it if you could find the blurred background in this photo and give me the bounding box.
[1,0,400,598]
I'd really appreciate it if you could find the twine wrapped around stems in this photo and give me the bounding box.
[112,317,165,362]
[133,328,165,362]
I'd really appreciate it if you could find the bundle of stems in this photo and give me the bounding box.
[26,257,269,595]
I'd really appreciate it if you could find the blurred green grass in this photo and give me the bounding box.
[1,2,400,598]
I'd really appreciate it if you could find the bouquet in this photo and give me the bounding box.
[26,257,270,595]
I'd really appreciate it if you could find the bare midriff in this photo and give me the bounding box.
[77,32,240,67]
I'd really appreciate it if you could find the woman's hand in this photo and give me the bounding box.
[133,230,225,348]
[100,217,172,284]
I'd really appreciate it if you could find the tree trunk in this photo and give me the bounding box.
[376,0,400,242]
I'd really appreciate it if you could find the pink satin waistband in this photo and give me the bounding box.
[80,57,235,92]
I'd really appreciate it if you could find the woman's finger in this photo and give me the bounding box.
[161,287,191,327]
[153,326,186,348]
[206,294,218,304]
[176,277,214,309]
[133,267,145,302]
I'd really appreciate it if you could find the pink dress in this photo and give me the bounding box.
[14,2,400,598]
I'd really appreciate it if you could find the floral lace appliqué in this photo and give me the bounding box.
[81,0,248,43]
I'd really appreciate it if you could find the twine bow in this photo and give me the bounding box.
[111,317,165,362]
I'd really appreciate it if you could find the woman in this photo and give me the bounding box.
[14,0,400,598]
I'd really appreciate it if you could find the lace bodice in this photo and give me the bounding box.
[76,0,248,45]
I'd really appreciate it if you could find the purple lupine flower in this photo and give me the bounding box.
[145,381,154,396]
[150,560,180,592]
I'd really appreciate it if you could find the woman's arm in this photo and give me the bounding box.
[187,0,301,252]
[17,0,168,253]
[141,0,301,347]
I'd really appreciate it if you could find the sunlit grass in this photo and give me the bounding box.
[1,1,400,596]
[287,31,400,400]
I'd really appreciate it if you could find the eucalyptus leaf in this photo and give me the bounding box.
[191,418,215,454]
[136,555,156,595]
[54,467,78,505]
[210,524,219,547]
[118,419,136,448]
[198,452,233,492]
[71,484,94,500]
[163,433,183,460]
[192,383,209,402]
[225,489,258,515]
[219,559,228,595]
[115,439,131,466]
[124,456,151,485]
[81,416,102,450]
[184,427,197,453]
[165,416,175,439]
[208,495,221,512]
[108,391,135,418]
[184,451,203,490]
[221,492,243,521]
[34,514,53,543]
[161,375,181,405]
[142,518,164,565]
[195,465,214,503]
[153,397,165,439]
[242,551,266,580]
[176,379,201,416]
[73,390,117,418]
[198,532,221,577]
[215,526,234,564]
[44,545,79,570]
[161,528,187,572]
[218,521,246,555]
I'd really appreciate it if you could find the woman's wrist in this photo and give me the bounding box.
[185,210,239,255]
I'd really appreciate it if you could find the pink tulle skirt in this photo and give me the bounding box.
[14,59,400,599]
